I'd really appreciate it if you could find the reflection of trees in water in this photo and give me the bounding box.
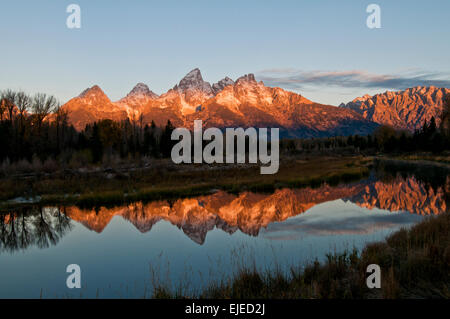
[0,207,73,253]
[374,159,449,193]
[0,165,447,251]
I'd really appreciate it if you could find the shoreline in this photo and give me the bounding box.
[0,155,371,210]
[1,154,449,211]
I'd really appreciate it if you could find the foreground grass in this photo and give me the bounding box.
[0,155,370,209]
[393,152,450,165]
[153,212,450,299]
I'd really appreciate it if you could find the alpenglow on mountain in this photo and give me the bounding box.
[61,69,448,137]
[341,86,450,131]
[64,176,445,244]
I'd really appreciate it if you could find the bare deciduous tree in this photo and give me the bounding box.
[32,93,58,132]
[1,89,17,122]
[15,91,31,128]
[15,91,31,116]
[0,98,6,121]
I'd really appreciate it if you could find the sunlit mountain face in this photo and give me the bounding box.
[61,68,449,138]
[341,86,450,131]
[1,175,447,250]
[61,68,379,138]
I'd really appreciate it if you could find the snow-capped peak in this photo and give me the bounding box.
[78,85,105,98]
[126,82,158,99]
[174,68,213,96]
[236,74,256,85]
[212,77,235,95]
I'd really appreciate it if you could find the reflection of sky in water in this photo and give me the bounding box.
[262,199,422,239]
[0,198,424,298]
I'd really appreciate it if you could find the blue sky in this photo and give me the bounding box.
[0,0,449,105]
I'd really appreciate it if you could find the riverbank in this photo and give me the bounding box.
[2,153,449,210]
[393,152,450,165]
[0,155,370,209]
[153,211,450,299]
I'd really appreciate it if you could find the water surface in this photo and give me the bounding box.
[0,173,446,298]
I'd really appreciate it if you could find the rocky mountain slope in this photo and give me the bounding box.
[116,82,159,115]
[341,86,450,131]
[61,85,129,130]
[61,69,378,137]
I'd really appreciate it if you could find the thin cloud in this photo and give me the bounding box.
[257,69,450,90]
[261,210,422,239]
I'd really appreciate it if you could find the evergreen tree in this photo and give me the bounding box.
[160,120,175,158]
[90,123,103,163]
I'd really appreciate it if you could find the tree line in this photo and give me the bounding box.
[281,95,450,155]
[280,114,449,155]
[0,89,176,167]
[1,89,449,169]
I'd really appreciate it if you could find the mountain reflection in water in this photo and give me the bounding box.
[1,175,446,253]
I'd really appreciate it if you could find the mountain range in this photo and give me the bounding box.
[61,68,449,137]
[63,176,446,244]
[341,86,450,131]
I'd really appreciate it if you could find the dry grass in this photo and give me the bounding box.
[0,155,371,208]
[396,152,450,164]
[152,212,450,299]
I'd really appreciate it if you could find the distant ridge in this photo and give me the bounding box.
[60,69,446,137]
[341,86,450,131]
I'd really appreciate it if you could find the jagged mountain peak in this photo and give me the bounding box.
[63,84,126,131]
[236,73,257,85]
[174,68,213,96]
[212,77,235,95]
[185,67,202,78]
[126,82,158,99]
[343,86,450,130]
[78,85,106,98]
[61,73,447,136]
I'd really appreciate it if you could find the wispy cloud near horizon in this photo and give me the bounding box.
[257,69,450,91]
